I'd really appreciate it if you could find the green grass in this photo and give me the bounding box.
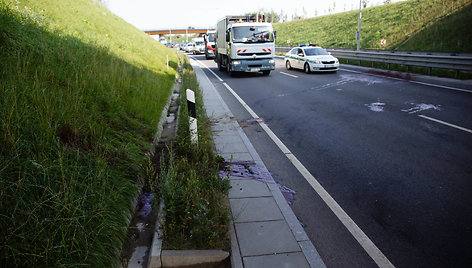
[275,0,472,52]
[156,57,230,250]
[0,0,178,266]
[397,2,472,52]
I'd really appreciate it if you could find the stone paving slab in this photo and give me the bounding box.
[230,197,284,223]
[243,252,310,268]
[235,220,301,257]
[229,179,272,199]
[220,152,254,162]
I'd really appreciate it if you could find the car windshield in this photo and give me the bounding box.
[232,26,274,43]
[196,41,204,45]
[208,33,215,42]
[304,47,329,56]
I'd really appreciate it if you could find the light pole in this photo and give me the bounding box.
[357,0,362,50]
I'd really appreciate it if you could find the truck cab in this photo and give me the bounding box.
[215,15,276,75]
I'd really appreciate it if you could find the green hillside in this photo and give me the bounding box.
[1,0,178,266]
[397,2,472,52]
[274,0,472,52]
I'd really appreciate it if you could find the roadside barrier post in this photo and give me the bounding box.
[186,89,198,144]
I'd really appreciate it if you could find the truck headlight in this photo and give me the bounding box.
[269,59,275,64]
[232,61,241,65]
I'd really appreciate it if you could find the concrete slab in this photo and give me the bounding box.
[220,152,254,162]
[215,142,248,154]
[243,252,310,268]
[229,179,272,199]
[213,134,244,145]
[235,221,301,257]
[230,197,284,223]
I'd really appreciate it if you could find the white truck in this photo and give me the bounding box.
[203,30,216,59]
[215,15,276,75]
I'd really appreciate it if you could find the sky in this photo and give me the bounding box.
[102,0,406,31]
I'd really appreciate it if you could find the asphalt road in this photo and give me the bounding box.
[190,53,472,268]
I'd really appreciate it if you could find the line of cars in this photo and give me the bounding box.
[178,31,216,57]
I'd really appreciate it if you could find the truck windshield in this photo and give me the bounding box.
[207,33,215,42]
[232,26,274,43]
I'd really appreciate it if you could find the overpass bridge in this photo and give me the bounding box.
[144,28,215,37]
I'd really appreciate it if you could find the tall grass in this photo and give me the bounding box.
[156,57,230,250]
[275,0,472,51]
[1,0,178,266]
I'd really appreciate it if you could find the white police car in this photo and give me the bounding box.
[285,44,339,73]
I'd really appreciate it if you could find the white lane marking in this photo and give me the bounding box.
[340,68,472,93]
[222,81,395,268]
[418,115,472,134]
[280,71,299,78]
[190,57,224,82]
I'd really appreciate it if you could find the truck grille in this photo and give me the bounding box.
[237,52,271,56]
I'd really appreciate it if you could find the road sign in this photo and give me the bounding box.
[287,40,291,44]
[381,39,386,46]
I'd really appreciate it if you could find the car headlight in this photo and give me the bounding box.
[315,60,321,64]
[232,61,241,65]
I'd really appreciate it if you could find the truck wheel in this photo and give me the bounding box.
[304,63,311,74]
[226,60,234,76]
[262,70,270,75]
[285,61,292,70]
[217,55,224,71]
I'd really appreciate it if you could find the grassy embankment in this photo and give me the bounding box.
[275,0,472,51]
[0,0,178,266]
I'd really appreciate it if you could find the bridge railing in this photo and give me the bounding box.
[276,47,472,76]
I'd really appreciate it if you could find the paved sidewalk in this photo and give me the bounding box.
[190,59,327,268]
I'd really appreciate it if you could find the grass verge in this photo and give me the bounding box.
[1,0,178,266]
[153,56,231,250]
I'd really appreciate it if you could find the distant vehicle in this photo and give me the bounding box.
[215,15,276,76]
[180,42,187,51]
[159,37,167,45]
[192,37,205,55]
[203,30,216,59]
[284,44,339,73]
[186,41,195,53]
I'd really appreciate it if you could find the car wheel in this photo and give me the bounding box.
[304,63,311,74]
[285,60,292,70]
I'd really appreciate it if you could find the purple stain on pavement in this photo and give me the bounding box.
[137,193,154,219]
[220,161,297,205]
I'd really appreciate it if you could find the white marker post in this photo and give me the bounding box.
[186,89,198,144]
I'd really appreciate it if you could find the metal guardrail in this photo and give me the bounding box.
[276,47,472,75]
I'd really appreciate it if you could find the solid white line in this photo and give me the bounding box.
[280,71,299,78]
[340,67,472,93]
[418,115,472,134]
[190,56,224,82]
[222,82,395,268]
